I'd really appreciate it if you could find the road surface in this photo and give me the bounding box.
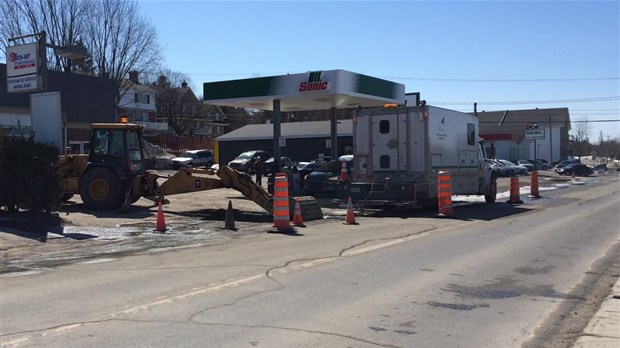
[1,175,619,347]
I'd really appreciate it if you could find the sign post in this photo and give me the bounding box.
[525,129,545,162]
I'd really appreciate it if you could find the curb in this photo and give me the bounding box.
[573,279,620,348]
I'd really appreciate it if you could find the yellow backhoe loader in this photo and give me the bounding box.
[58,122,319,218]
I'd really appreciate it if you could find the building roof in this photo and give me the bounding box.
[475,108,570,143]
[217,120,353,141]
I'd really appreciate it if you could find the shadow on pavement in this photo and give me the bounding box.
[356,202,532,221]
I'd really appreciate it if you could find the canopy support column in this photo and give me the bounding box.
[330,107,337,160]
[273,99,281,172]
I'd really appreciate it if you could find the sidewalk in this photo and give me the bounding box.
[573,279,620,348]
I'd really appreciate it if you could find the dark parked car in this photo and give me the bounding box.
[593,163,608,173]
[555,159,581,169]
[303,156,353,195]
[228,150,271,174]
[170,149,214,169]
[263,156,294,176]
[556,164,593,177]
[517,160,534,172]
[489,159,514,177]
[527,159,551,170]
[491,159,528,177]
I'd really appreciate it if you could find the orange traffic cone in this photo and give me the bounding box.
[339,161,349,182]
[529,170,541,198]
[155,201,167,232]
[343,197,358,225]
[437,171,454,217]
[506,176,523,204]
[292,199,305,227]
[224,200,237,230]
[271,173,296,233]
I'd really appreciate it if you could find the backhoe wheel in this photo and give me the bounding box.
[485,175,497,203]
[79,167,124,210]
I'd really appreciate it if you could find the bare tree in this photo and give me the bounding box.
[146,69,193,90]
[572,117,591,143]
[83,0,162,104]
[1,0,161,106]
[0,0,92,72]
[151,74,203,135]
[570,117,592,157]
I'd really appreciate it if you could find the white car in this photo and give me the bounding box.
[170,149,214,169]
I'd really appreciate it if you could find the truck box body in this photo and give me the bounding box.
[348,105,494,208]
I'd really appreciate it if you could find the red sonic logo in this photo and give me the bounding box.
[299,71,330,92]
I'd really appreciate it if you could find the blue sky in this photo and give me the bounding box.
[139,0,620,141]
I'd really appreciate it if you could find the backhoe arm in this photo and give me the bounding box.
[155,168,224,196]
[216,165,273,214]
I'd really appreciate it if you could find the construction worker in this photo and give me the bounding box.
[253,156,263,186]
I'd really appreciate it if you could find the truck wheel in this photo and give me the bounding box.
[485,175,497,203]
[79,167,124,210]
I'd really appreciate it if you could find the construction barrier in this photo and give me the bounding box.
[506,176,524,204]
[343,196,358,225]
[155,200,167,232]
[437,171,453,216]
[289,196,323,221]
[272,173,292,230]
[339,161,349,182]
[292,198,305,227]
[530,170,541,198]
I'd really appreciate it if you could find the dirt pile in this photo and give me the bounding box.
[142,140,174,169]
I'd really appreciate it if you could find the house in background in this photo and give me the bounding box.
[476,108,571,163]
[203,104,231,138]
[156,81,228,137]
[117,71,166,135]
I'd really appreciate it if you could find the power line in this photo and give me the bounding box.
[381,76,620,82]
[188,72,620,83]
[480,119,620,124]
[434,96,620,105]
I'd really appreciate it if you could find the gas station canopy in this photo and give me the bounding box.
[203,70,405,111]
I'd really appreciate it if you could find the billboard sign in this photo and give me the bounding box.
[6,42,42,93]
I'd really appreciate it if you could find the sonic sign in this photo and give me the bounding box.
[299,71,330,93]
[6,42,42,93]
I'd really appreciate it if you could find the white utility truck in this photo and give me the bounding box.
[345,104,497,209]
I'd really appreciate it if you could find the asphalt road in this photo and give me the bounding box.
[1,174,619,347]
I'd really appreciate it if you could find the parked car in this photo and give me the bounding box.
[527,159,551,170]
[555,164,593,177]
[303,156,353,195]
[489,159,513,177]
[517,160,534,172]
[491,159,528,177]
[593,163,608,173]
[263,156,294,176]
[503,160,530,176]
[555,159,581,169]
[170,149,214,169]
[228,150,271,174]
[297,161,318,173]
